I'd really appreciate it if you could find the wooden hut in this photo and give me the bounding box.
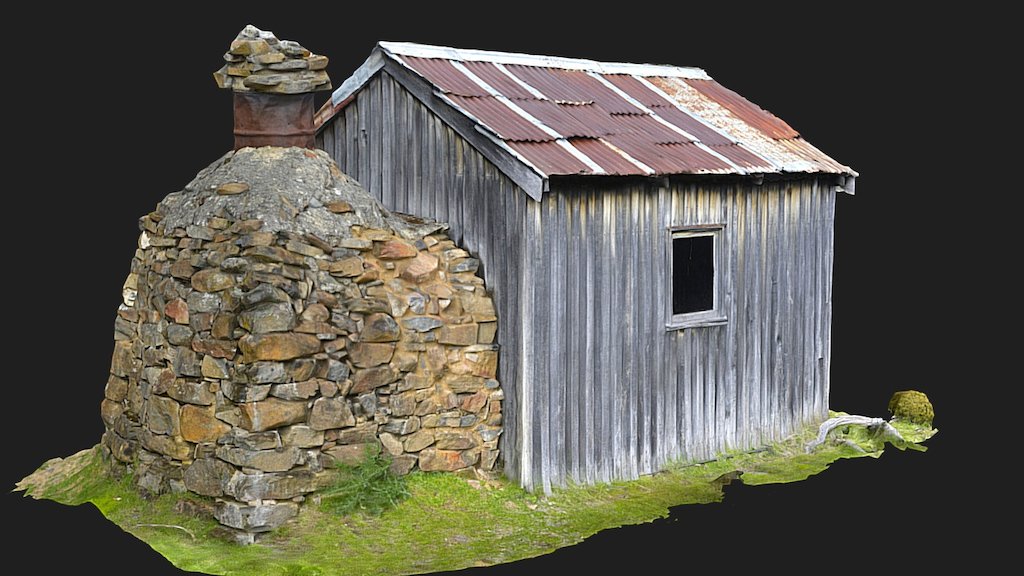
[315,42,856,492]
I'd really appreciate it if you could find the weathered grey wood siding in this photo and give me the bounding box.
[316,72,530,480]
[518,177,835,492]
[317,72,837,492]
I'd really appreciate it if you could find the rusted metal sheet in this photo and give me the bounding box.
[446,95,553,141]
[707,143,775,170]
[506,140,591,175]
[460,61,537,99]
[683,78,799,140]
[233,92,315,149]
[569,138,648,175]
[514,99,605,138]
[505,65,642,114]
[400,56,490,96]
[316,42,856,180]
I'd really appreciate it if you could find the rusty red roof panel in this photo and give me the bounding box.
[514,99,604,138]
[558,103,627,135]
[603,74,667,108]
[459,61,536,99]
[507,140,592,175]
[647,105,732,146]
[504,65,643,114]
[569,138,646,175]
[608,113,691,144]
[684,79,799,140]
[446,95,552,142]
[708,144,774,170]
[602,133,730,174]
[400,56,490,97]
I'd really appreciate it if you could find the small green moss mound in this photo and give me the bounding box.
[888,390,934,425]
[319,448,410,517]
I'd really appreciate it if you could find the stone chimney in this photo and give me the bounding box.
[213,25,332,149]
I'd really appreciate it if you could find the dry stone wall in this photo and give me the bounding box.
[100,147,502,540]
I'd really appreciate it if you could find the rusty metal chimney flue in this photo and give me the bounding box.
[212,25,332,150]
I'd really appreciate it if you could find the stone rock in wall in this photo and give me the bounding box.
[239,332,321,362]
[270,380,320,401]
[239,302,295,333]
[418,448,478,472]
[347,342,395,368]
[330,422,378,445]
[323,443,378,466]
[308,397,355,430]
[238,398,308,431]
[201,355,231,379]
[350,365,399,394]
[181,405,231,442]
[224,470,320,501]
[360,313,400,342]
[403,429,435,453]
[279,424,324,448]
[434,428,477,450]
[439,323,479,346]
[140,429,192,460]
[230,429,281,451]
[184,457,236,497]
[400,252,439,282]
[388,455,418,476]
[222,381,271,403]
[104,375,128,402]
[167,379,216,405]
[192,335,238,359]
[191,269,236,293]
[215,500,299,533]
[146,395,181,436]
[215,445,301,472]
[245,361,288,384]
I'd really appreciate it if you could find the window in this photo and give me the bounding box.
[668,226,726,329]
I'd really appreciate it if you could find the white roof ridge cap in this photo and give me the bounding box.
[378,41,710,79]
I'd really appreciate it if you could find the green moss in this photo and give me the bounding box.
[17,410,936,576]
[888,390,934,426]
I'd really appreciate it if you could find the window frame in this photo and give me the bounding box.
[667,224,727,330]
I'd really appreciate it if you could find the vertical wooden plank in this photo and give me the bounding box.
[582,184,598,484]
[380,73,393,208]
[657,183,675,466]
[565,191,581,482]
[621,187,636,479]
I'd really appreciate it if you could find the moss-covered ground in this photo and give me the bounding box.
[15,412,936,576]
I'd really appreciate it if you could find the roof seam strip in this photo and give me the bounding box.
[493,62,549,99]
[449,60,605,174]
[597,138,656,175]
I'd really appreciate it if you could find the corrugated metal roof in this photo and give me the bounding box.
[319,42,855,181]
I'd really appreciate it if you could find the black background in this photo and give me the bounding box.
[6,6,1000,574]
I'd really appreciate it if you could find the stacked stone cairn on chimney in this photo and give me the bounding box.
[213,25,331,94]
[99,26,503,544]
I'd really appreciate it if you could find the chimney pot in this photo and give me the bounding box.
[213,25,332,150]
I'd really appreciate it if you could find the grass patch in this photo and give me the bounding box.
[320,449,410,517]
[15,413,935,576]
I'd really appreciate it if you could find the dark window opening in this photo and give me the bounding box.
[673,235,714,315]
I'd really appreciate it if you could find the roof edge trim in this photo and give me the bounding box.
[379,41,711,79]
[332,48,386,107]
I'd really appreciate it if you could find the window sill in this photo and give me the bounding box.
[666,314,728,331]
